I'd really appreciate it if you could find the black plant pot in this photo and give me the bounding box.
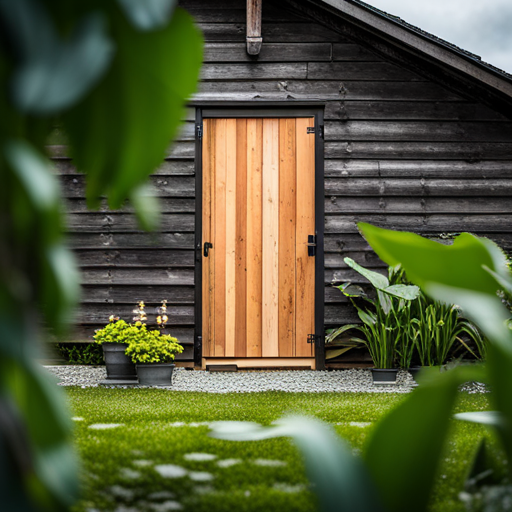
[102,342,137,381]
[136,363,175,386]
[371,368,399,383]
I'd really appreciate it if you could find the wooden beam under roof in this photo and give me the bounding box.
[247,0,263,55]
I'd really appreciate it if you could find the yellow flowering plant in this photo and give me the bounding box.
[93,318,140,345]
[125,323,183,364]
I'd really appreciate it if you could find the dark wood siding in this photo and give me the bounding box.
[53,0,512,360]
[51,125,196,360]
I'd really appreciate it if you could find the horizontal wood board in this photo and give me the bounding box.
[54,0,512,361]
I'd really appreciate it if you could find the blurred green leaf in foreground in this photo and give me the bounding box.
[0,0,203,508]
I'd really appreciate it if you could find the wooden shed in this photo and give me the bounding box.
[55,0,512,370]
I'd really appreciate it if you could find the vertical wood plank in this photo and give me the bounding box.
[295,117,315,357]
[262,118,280,357]
[214,118,227,357]
[224,119,237,357]
[278,118,296,357]
[235,118,248,357]
[202,119,213,357]
[246,118,263,357]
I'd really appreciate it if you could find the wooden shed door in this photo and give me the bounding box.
[202,117,315,366]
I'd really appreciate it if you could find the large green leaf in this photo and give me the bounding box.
[118,0,177,30]
[337,282,367,298]
[0,395,38,512]
[210,416,384,512]
[344,257,389,289]
[1,321,79,510]
[358,223,507,296]
[41,243,81,330]
[0,0,113,114]
[365,365,485,512]
[384,284,420,300]
[63,6,203,210]
[357,223,512,477]
[129,183,161,232]
[325,323,364,344]
[4,141,79,331]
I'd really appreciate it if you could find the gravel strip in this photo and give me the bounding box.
[44,366,487,394]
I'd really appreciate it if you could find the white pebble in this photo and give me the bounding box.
[88,423,123,430]
[43,366,488,394]
[120,468,141,480]
[154,464,188,478]
[216,458,242,468]
[253,459,287,467]
[188,471,214,482]
[184,453,217,462]
[149,501,183,512]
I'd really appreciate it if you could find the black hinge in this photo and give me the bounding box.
[196,124,203,139]
[307,125,324,138]
[307,334,322,345]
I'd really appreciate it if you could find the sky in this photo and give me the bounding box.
[366,0,512,74]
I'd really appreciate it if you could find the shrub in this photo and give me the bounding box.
[56,343,104,365]
[92,318,140,345]
[125,323,183,364]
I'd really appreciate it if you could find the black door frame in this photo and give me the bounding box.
[193,102,325,369]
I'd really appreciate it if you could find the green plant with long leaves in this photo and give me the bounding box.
[333,258,420,369]
[411,294,487,365]
[211,225,512,512]
[0,0,202,509]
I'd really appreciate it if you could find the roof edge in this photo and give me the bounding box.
[315,0,512,99]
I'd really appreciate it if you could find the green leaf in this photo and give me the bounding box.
[325,324,364,344]
[129,183,161,231]
[344,257,389,289]
[384,284,420,300]
[1,0,114,114]
[455,411,504,427]
[464,439,500,489]
[4,140,59,212]
[1,345,79,509]
[0,395,39,512]
[356,223,512,475]
[337,282,367,298]
[210,416,385,512]
[424,285,511,356]
[357,223,506,296]
[364,365,485,512]
[41,244,81,330]
[358,309,377,326]
[63,7,203,210]
[118,0,177,30]
[483,265,512,296]
[325,347,355,359]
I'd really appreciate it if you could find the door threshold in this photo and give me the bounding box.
[202,357,316,370]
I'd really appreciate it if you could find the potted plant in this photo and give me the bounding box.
[125,322,184,386]
[93,316,138,381]
[336,259,420,383]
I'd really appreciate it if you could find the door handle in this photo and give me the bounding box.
[204,242,213,257]
[306,235,316,257]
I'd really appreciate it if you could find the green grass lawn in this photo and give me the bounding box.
[66,388,502,512]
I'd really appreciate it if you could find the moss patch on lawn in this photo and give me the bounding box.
[66,388,499,512]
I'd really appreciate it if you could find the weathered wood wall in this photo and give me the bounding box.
[53,0,512,359]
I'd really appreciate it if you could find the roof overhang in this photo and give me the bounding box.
[285,0,512,117]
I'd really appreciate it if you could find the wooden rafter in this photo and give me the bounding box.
[247,0,262,55]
